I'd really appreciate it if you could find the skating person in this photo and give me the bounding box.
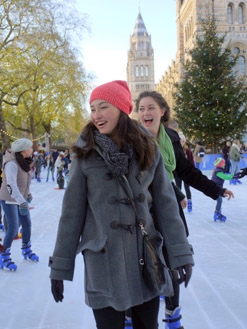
[0,138,39,271]
[222,140,231,173]
[175,132,194,213]
[45,154,55,182]
[211,158,238,222]
[229,139,247,184]
[136,90,234,329]
[49,80,194,329]
[34,154,43,182]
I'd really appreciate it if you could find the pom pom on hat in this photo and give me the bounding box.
[11,138,33,153]
[89,80,133,115]
[214,158,225,168]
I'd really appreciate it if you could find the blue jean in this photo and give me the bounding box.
[0,201,31,249]
[46,166,55,180]
[230,160,240,175]
[195,162,201,170]
[215,196,223,213]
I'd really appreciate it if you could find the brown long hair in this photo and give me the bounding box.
[71,112,157,171]
[135,90,171,123]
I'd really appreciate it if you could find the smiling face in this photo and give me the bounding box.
[137,96,165,139]
[90,99,121,136]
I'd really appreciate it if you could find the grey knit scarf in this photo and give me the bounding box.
[94,131,133,175]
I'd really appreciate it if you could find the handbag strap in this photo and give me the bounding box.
[116,174,147,237]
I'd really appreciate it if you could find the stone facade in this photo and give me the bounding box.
[127,12,155,119]
[156,0,247,111]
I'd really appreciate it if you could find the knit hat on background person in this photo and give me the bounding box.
[11,138,33,153]
[214,158,225,168]
[89,80,133,115]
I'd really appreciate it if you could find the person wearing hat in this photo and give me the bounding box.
[135,90,235,329]
[0,138,39,271]
[49,80,194,329]
[211,157,237,222]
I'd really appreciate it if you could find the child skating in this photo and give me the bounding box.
[211,158,236,222]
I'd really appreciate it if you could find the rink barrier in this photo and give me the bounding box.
[199,153,246,171]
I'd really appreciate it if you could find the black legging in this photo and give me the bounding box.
[93,297,159,329]
[175,175,192,200]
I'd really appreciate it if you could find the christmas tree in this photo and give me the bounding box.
[173,14,247,152]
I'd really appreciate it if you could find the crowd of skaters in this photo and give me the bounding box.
[31,148,72,184]
[0,82,247,329]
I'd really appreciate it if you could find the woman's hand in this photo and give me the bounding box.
[180,198,187,209]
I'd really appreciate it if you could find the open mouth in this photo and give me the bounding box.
[97,121,106,128]
[144,118,153,126]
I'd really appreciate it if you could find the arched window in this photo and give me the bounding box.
[227,4,234,24]
[238,56,245,75]
[140,65,144,77]
[234,47,240,54]
[238,4,244,24]
[136,65,139,77]
[145,65,149,76]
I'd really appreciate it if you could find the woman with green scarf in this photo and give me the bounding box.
[136,90,234,329]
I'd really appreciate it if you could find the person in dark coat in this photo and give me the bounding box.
[136,90,234,329]
[174,132,194,213]
[49,81,194,329]
[222,140,231,173]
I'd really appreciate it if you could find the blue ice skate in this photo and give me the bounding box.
[125,316,133,328]
[187,199,192,213]
[0,248,17,271]
[21,242,39,261]
[214,212,227,222]
[163,307,184,329]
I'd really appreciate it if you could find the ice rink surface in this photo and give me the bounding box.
[0,169,246,329]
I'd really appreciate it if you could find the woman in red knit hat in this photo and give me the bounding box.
[49,80,194,329]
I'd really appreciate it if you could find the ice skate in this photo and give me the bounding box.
[187,199,192,213]
[0,248,17,271]
[214,212,227,222]
[163,307,184,329]
[21,242,39,261]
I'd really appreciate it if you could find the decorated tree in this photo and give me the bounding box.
[173,14,247,152]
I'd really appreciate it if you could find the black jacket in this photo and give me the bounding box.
[165,126,226,200]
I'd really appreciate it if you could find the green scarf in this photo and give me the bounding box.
[157,124,176,181]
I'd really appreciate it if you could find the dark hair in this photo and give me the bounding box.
[71,112,157,171]
[135,91,170,122]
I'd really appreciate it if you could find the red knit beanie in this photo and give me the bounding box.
[89,80,133,115]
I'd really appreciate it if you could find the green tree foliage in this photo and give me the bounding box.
[173,15,247,152]
[0,0,91,150]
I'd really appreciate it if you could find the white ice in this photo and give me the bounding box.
[0,169,246,329]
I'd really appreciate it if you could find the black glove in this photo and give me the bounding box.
[51,279,64,303]
[239,167,247,178]
[176,264,193,287]
[233,172,241,179]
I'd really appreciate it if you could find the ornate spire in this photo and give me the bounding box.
[132,12,149,37]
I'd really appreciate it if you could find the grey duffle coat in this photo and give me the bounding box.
[49,139,194,311]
